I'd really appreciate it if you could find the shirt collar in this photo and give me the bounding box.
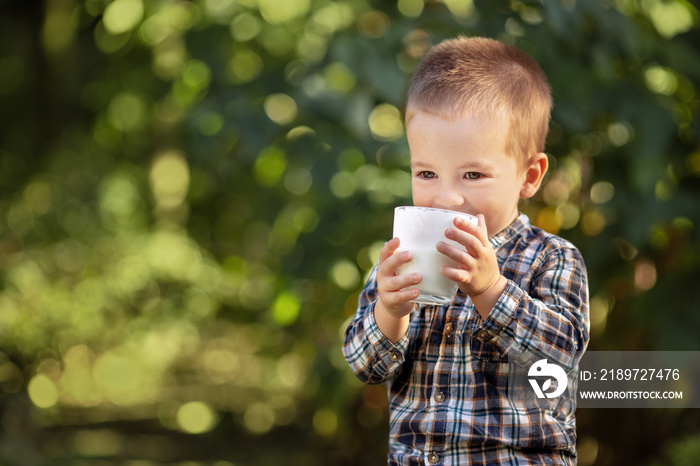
[488,212,530,250]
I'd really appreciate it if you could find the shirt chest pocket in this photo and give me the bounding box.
[469,334,508,362]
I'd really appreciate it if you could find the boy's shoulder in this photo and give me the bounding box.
[499,213,584,261]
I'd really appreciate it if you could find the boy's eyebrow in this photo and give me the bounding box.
[458,160,497,171]
[409,160,497,171]
[409,161,432,169]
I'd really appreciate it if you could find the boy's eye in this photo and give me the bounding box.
[417,171,437,179]
[465,172,481,180]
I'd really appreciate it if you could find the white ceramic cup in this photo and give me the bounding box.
[393,206,478,305]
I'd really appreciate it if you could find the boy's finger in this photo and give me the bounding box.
[441,265,471,284]
[383,287,420,307]
[378,237,401,264]
[379,250,413,277]
[476,214,489,244]
[384,272,422,292]
[454,216,488,246]
[396,287,420,303]
[444,226,482,254]
[437,241,475,269]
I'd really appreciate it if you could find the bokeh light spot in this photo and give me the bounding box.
[338,148,365,171]
[655,180,672,201]
[103,0,144,35]
[398,0,425,18]
[139,14,172,46]
[283,167,312,195]
[634,260,657,292]
[23,181,53,215]
[204,0,237,21]
[108,92,147,132]
[153,42,187,80]
[244,402,275,434]
[607,122,632,147]
[28,374,59,409]
[230,12,262,42]
[369,104,404,142]
[177,401,218,434]
[330,260,360,290]
[330,171,356,198]
[293,205,319,232]
[297,32,328,62]
[264,93,298,125]
[311,3,355,34]
[518,6,543,25]
[272,291,301,326]
[443,0,475,19]
[98,172,142,224]
[276,353,307,390]
[324,63,356,94]
[95,19,131,53]
[647,0,695,38]
[357,11,389,38]
[557,203,581,230]
[228,49,264,83]
[536,207,561,234]
[687,151,700,175]
[0,359,23,394]
[578,436,600,466]
[182,60,212,90]
[581,209,606,236]
[258,0,311,25]
[42,0,76,55]
[254,146,287,186]
[589,294,611,334]
[149,150,190,209]
[403,29,431,58]
[590,181,615,204]
[644,65,678,96]
[92,352,144,404]
[313,408,338,437]
[197,112,224,136]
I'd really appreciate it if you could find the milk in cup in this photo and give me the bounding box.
[393,206,478,305]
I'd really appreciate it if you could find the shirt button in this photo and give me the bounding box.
[444,322,454,335]
[434,392,446,403]
[427,452,440,464]
[389,350,401,363]
[475,329,491,341]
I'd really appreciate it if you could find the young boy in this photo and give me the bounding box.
[343,37,589,465]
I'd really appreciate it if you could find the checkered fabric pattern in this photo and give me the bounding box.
[343,213,590,465]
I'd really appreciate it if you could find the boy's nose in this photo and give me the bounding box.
[435,186,465,208]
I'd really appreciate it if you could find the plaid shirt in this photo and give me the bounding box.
[343,213,589,465]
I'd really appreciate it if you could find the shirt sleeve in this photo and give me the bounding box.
[342,266,410,385]
[474,242,590,373]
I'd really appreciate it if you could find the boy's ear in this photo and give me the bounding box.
[520,152,549,199]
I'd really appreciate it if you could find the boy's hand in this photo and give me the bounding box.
[375,237,421,319]
[437,214,506,316]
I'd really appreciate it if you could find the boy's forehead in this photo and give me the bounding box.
[405,109,528,169]
[405,106,509,135]
[405,108,508,138]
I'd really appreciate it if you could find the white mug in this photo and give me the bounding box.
[393,206,478,305]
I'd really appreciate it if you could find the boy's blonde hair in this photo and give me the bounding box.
[406,36,552,164]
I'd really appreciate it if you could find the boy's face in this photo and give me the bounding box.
[407,110,532,237]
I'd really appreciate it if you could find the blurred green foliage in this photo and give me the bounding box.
[0,0,699,465]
